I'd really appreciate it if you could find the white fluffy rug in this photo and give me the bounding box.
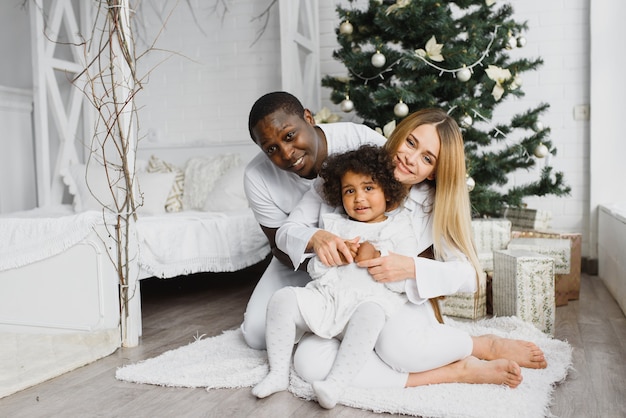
[116,316,572,418]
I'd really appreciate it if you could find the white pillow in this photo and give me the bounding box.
[182,153,241,210]
[146,155,184,212]
[62,164,175,214]
[135,171,176,215]
[63,164,116,212]
[203,164,249,212]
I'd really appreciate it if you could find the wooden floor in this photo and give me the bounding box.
[1,258,625,417]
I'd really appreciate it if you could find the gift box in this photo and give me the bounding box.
[507,237,571,275]
[471,218,512,272]
[511,230,582,306]
[441,271,487,320]
[502,207,552,231]
[493,249,555,334]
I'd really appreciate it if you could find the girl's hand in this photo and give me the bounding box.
[310,230,359,266]
[356,251,415,282]
[354,241,380,263]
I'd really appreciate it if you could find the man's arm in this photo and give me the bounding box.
[260,225,308,271]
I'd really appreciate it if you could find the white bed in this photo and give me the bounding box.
[0,143,271,344]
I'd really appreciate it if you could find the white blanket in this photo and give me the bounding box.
[0,210,105,272]
[135,209,270,278]
[0,206,269,277]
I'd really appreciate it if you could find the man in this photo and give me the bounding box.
[241,91,386,349]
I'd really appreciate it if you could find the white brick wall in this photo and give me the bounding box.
[135,0,282,147]
[135,0,591,255]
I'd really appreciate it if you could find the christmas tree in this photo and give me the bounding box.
[322,0,570,217]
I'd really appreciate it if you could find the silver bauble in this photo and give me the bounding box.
[517,36,527,48]
[457,67,472,82]
[533,121,544,132]
[466,176,476,192]
[371,52,386,68]
[506,35,517,50]
[534,143,549,158]
[394,101,409,118]
[340,98,354,113]
[460,114,473,128]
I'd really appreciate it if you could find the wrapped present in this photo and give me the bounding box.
[507,237,571,275]
[493,249,555,334]
[502,207,552,231]
[441,271,487,320]
[471,218,511,272]
[511,230,582,306]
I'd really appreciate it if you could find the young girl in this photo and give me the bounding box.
[252,145,417,409]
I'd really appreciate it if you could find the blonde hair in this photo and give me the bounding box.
[385,109,482,310]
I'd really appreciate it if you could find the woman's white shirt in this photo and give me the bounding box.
[402,183,477,304]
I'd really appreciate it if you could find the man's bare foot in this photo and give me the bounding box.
[473,334,548,369]
[458,356,523,388]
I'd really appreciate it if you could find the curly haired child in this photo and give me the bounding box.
[252,145,419,409]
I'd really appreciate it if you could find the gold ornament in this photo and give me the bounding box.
[339,21,353,35]
[534,143,549,158]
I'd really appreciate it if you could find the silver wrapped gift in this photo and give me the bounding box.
[493,249,555,334]
[471,218,512,272]
[507,237,571,275]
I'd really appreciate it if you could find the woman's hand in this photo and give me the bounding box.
[356,251,415,282]
[309,230,359,267]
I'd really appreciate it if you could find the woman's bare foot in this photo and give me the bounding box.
[458,356,523,388]
[472,334,547,369]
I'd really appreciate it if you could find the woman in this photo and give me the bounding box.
[275,108,547,390]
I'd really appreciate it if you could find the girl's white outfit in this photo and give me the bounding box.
[277,183,478,388]
[296,211,417,338]
[254,211,419,407]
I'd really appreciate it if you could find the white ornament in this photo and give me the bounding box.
[466,176,476,192]
[457,67,472,82]
[506,35,517,50]
[340,98,354,113]
[371,51,386,68]
[394,101,409,118]
[534,143,549,158]
[339,21,353,35]
[461,114,473,128]
[533,121,544,132]
[517,36,527,48]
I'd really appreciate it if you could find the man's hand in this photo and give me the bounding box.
[309,230,359,267]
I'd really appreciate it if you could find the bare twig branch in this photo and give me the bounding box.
[250,0,278,47]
